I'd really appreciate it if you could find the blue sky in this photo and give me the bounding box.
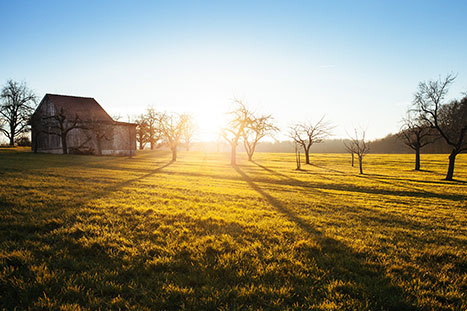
[1,0,466,141]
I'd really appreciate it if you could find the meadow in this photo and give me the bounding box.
[0,148,466,310]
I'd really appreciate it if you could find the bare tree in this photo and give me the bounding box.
[242,114,278,161]
[221,99,251,165]
[135,115,149,150]
[347,128,369,174]
[182,114,196,151]
[85,119,114,156]
[159,112,187,161]
[289,116,332,164]
[413,74,467,180]
[0,80,37,145]
[398,109,438,170]
[145,107,161,150]
[37,107,83,154]
[294,143,302,170]
[343,140,355,167]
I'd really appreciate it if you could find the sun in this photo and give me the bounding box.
[193,109,227,142]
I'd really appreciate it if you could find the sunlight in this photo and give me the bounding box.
[193,108,227,142]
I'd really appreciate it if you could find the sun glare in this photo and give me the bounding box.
[194,109,226,142]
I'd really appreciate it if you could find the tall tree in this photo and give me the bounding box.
[347,128,369,174]
[242,114,278,161]
[289,116,332,164]
[0,80,37,145]
[159,112,187,161]
[221,99,251,165]
[413,74,467,180]
[398,109,438,170]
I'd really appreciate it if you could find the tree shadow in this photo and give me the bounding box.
[250,161,466,202]
[233,165,414,310]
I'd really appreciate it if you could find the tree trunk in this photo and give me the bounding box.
[358,156,363,174]
[445,151,457,181]
[171,148,177,161]
[231,144,236,165]
[304,150,310,164]
[296,151,301,170]
[9,135,14,146]
[139,141,144,150]
[61,135,68,154]
[351,153,354,167]
[415,147,420,171]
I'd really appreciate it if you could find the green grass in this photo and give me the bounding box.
[0,148,466,310]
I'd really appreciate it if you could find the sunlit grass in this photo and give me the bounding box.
[0,148,466,310]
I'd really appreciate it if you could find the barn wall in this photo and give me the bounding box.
[101,124,136,156]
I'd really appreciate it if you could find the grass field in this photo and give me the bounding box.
[0,148,466,310]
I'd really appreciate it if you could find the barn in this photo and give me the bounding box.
[31,94,136,156]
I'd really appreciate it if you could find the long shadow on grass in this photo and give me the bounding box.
[251,162,467,238]
[233,165,414,310]
[251,161,466,202]
[303,164,466,202]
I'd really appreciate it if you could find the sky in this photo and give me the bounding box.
[1,0,466,142]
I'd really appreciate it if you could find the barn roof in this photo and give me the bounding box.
[41,93,114,122]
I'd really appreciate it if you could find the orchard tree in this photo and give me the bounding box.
[343,140,355,167]
[86,119,114,155]
[413,74,467,180]
[135,115,149,150]
[242,114,278,161]
[289,116,332,164]
[145,107,161,150]
[221,99,251,165]
[0,80,37,145]
[182,114,196,151]
[35,107,82,154]
[159,112,188,161]
[347,128,369,174]
[398,109,438,170]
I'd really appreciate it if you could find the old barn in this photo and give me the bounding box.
[31,94,136,156]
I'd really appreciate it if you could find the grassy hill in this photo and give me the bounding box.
[0,148,466,310]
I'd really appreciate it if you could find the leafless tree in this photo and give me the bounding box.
[145,107,162,150]
[347,128,369,174]
[85,119,114,155]
[182,114,196,151]
[398,109,438,170]
[289,116,332,164]
[343,140,355,167]
[413,74,467,180]
[294,143,302,170]
[135,115,149,150]
[159,112,188,161]
[0,80,37,145]
[242,114,278,161]
[37,107,83,154]
[221,99,251,165]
